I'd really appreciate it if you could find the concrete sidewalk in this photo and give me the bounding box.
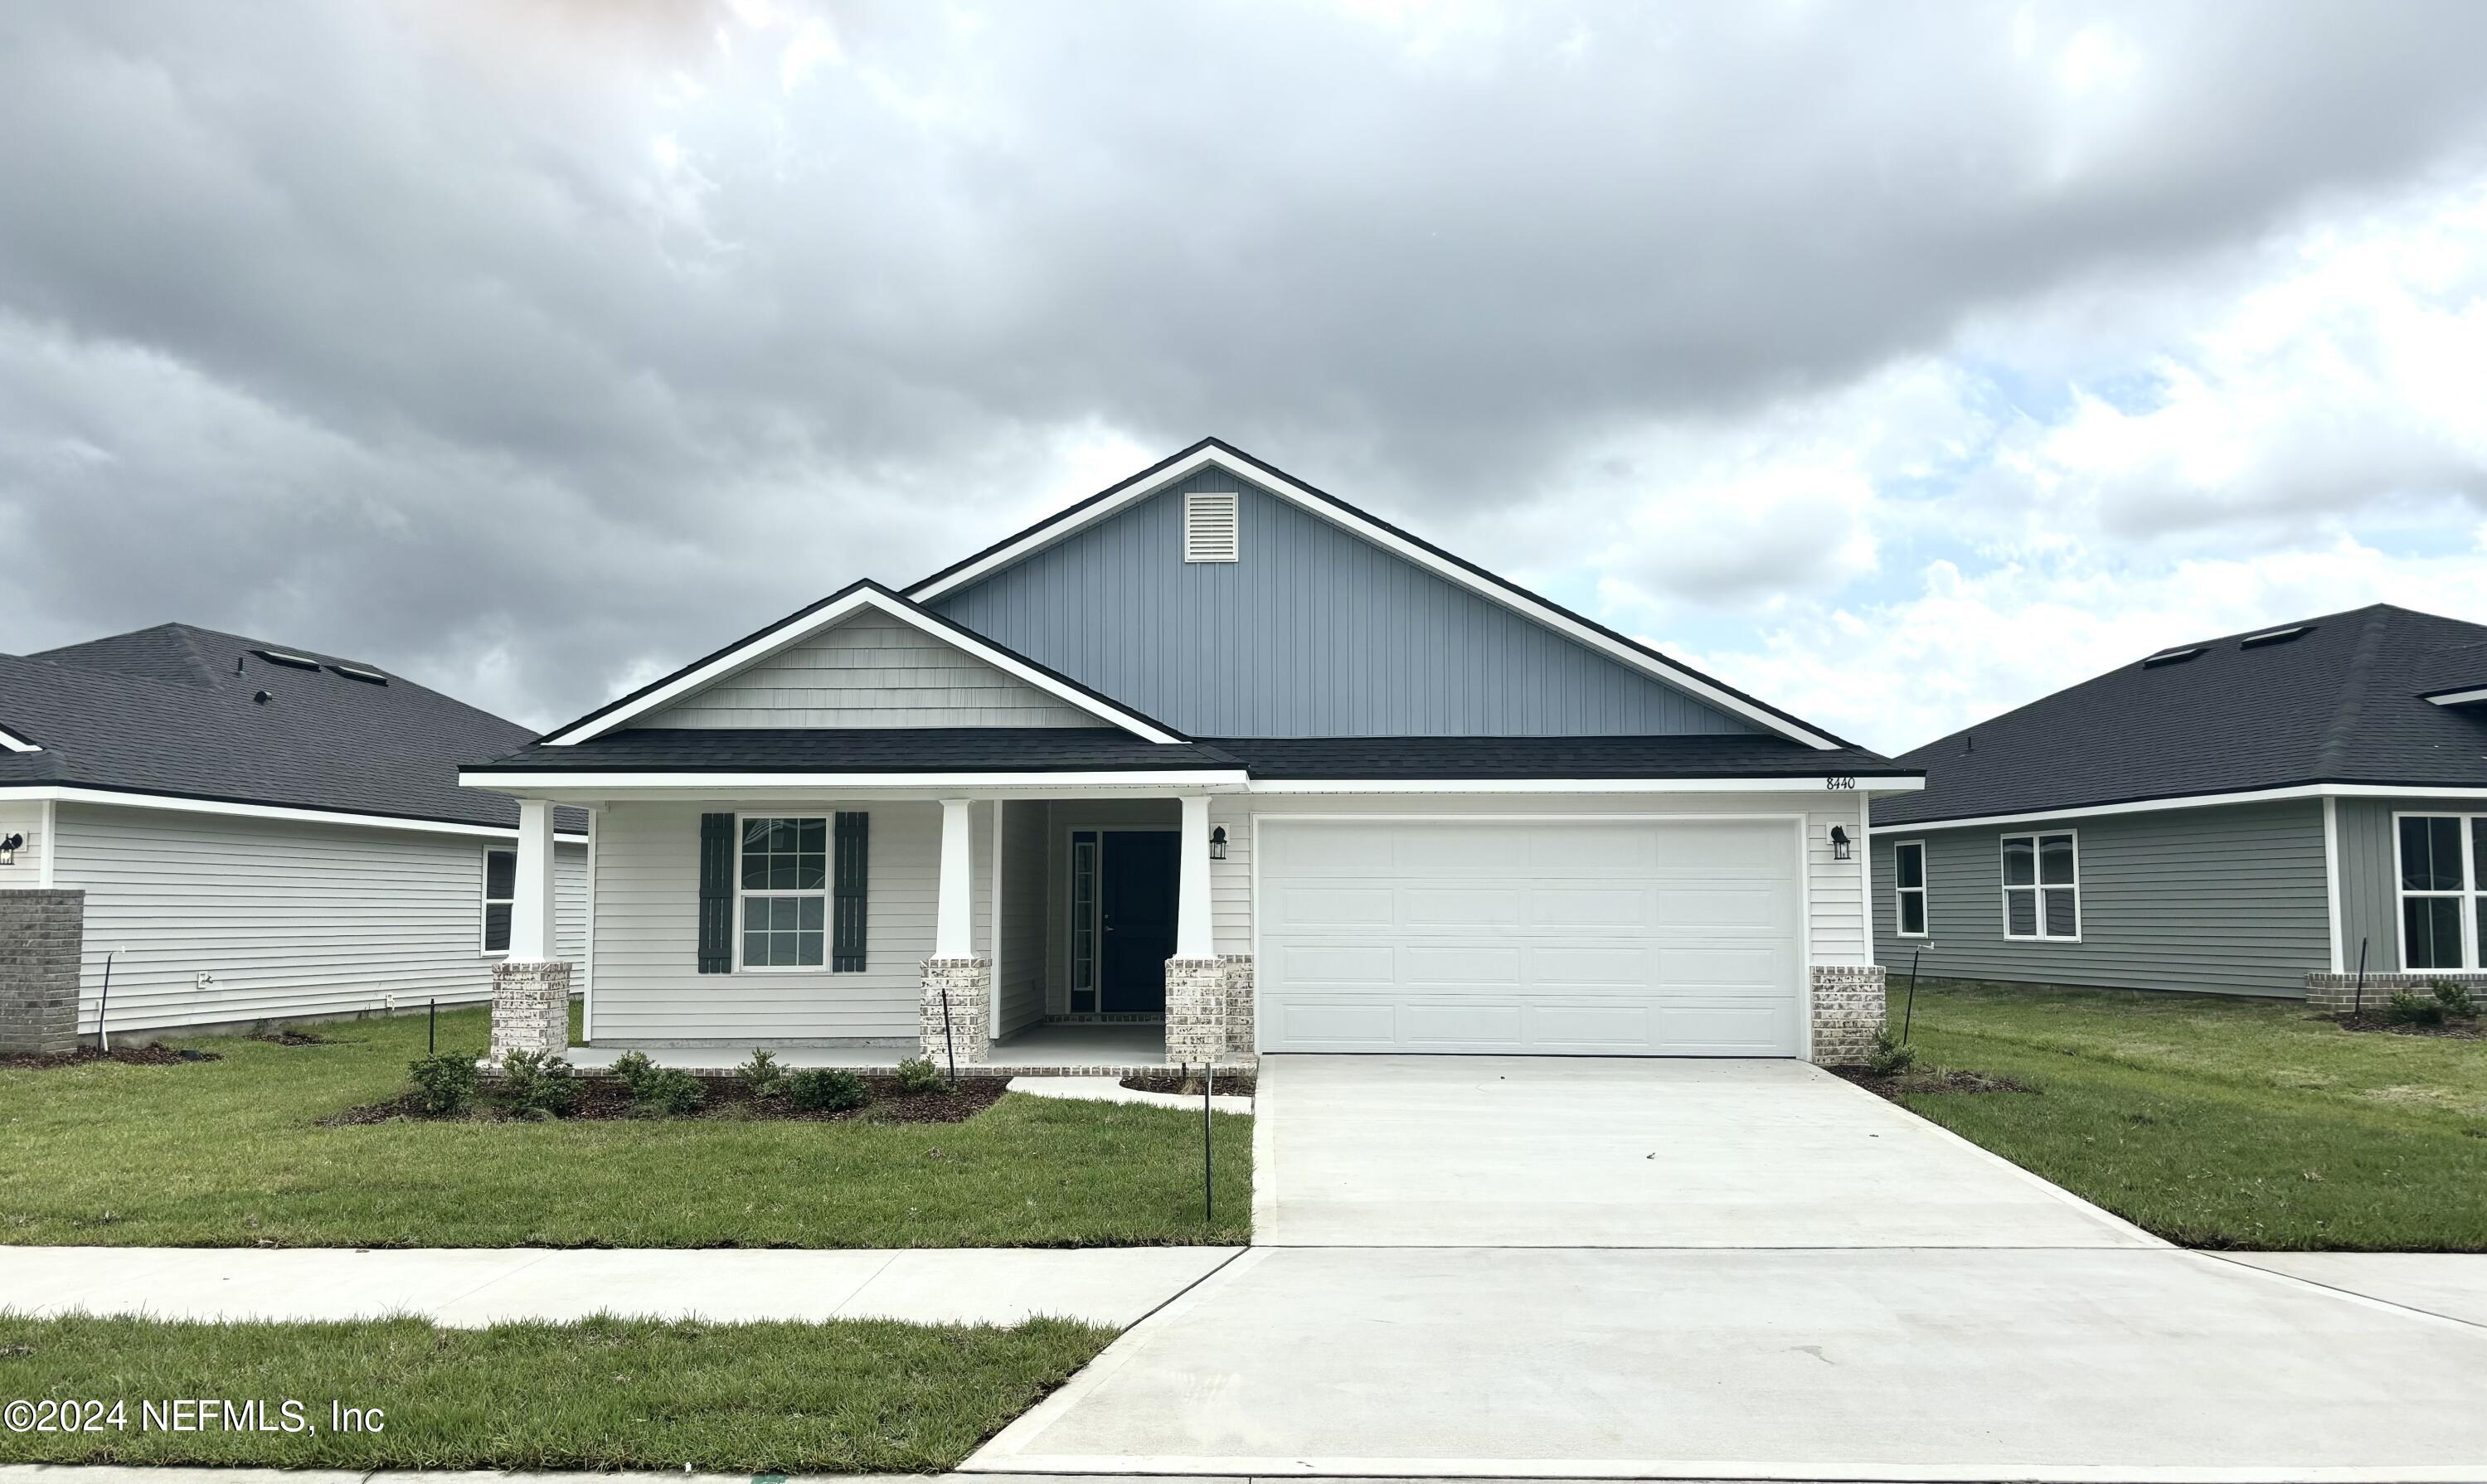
[0,1245,1240,1328]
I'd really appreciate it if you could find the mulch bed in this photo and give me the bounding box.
[250,1029,335,1045]
[1833,1065,2033,1102]
[323,1071,1008,1126]
[2324,1012,2486,1040]
[1120,1070,1256,1097]
[0,1045,220,1070]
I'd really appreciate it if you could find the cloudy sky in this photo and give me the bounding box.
[4,0,2485,753]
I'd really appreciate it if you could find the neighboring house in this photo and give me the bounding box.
[464,440,1921,1067]
[0,623,586,1045]
[1870,604,2487,1011]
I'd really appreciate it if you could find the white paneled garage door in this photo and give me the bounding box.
[1256,817,1803,1056]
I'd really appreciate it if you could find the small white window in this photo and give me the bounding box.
[739,816,828,970]
[2001,831,2080,941]
[481,847,515,955]
[1184,492,1240,562]
[1893,840,1928,938]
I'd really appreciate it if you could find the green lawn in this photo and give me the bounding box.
[0,1007,1249,1248]
[1887,978,2487,1250]
[0,1312,1110,1471]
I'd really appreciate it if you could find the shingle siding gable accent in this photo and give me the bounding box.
[928,468,1761,739]
[629,610,1105,730]
[1870,799,2329,998]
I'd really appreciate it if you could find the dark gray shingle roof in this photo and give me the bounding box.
[0,623,579,833]
[1874,604,2487,827]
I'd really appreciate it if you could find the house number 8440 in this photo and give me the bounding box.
[1824,775,1858,790]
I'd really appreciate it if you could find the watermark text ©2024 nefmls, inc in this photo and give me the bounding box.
[5,1397,385,1435]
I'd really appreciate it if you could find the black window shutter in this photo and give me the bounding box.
[697,812,734,973]
[833,811,868,972]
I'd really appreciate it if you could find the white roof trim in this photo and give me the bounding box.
[0,725,38,754]
[463,769,1251,793]
[539,587,1184,746]
[0,784,588,842]
[903,446,1842,751]
[1247,775,1923,795]
[2426,686,2487,708]
[1887,781,2487,832]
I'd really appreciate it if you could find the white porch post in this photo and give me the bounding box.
[508,798,560,963]
[1164,793,1226,1064]
[936,798,974,958]
[1176,793,1214,960]
[489,798,571,1061]
[921,797,991,1064]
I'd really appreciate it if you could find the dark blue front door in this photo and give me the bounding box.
[1100,831,1179,1012]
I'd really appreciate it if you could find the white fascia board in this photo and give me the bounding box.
[0,726,38,754]
[904,446,1843,751]
[461,769,1252,793]
[0,784,588,842]
[1892,780,2487,833]
[542,588,1183,746]
[2426,686,2487,707]
[1244,775,1924,795]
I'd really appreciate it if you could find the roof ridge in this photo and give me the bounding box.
[2317,606,2397,778]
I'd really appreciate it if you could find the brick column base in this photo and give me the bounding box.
[2306,969,2487,1015]
[1164,958,1228,1065]
[920,957,992,1065]
[489,960,571,1060]
[1,889,85,1055]
[1221,953,1256,1058]
[1809,963,1885,1067]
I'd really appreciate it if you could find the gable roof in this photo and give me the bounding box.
[904,439,1846,750]
[534,581,1190,746]
[0,623,583,835]
[1874,604,2487,828]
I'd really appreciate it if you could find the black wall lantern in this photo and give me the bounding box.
[1208,825,1228,861]
[0,832,21,867]
[1829,825,1852,861]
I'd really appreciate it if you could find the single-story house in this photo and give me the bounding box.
[1870,603,2487,1011]
[0,623,585,1049]
[464,439,1921,1068]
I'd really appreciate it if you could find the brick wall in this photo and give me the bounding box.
[2305,969,2487,1016]
[1,889,85,1055]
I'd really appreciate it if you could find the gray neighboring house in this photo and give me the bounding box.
[0,623,585,1046]
[1870,604,2487,1009]
[463,439,1922,1069]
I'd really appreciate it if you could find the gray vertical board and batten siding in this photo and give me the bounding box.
[930,468,1758,738]
[1871,798,2329,997]
[2332,795,2480,975]
[40,803,585,1035]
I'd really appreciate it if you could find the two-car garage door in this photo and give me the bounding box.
[1256,817,1803,1056]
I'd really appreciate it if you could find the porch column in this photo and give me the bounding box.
[490,798,571,1061]
[1164,793,1227,1064]
[921,797,990,1065]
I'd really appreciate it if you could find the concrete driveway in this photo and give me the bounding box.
[1253,1055,2156,1247]
[966,1055,2487,1481]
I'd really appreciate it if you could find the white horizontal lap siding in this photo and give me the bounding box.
[590,799,938,1041]
[50,804,585,1035]
[1226,791,1863,965]
[632,609,1104,730]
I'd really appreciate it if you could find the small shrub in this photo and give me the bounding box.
[1865,1026,1916,1076]
[634,1066,707,1117]
[893,1055,947,1094]
[737,1048,787,1102]
[787,1066,871,1113]
[406,1053,479,1116]
[610,1049,658,1097]
[2387,988,2448,1026]
[496,1050,580,1118]
[2430,979,2480,1020]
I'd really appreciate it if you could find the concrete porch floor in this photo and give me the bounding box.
[569,1019,1194,1074]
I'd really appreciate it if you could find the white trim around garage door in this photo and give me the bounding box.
[1250,811,1815,1060]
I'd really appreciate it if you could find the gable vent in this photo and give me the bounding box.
[1183,492,1240,563]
